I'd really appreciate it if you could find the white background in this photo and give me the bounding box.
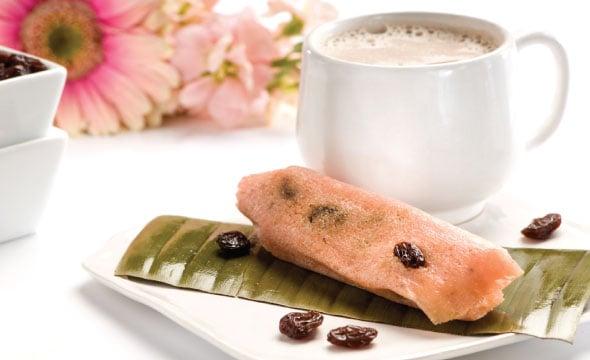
[1,0,590,359]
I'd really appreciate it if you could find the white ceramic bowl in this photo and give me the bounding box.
[0,127,67,243]
[0,45,67,148]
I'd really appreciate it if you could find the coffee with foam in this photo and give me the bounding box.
[321,24,497,66]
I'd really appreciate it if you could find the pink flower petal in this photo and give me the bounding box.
[0,19,21,49]
[267,0,298,16]
[0,0,37,22]
[207,14,235,38]
[104,33,169,62]
[75,80,121,135]
[226,44,254,91]
[90,0,158,29]
[55,83,86,135]
[179,77,215,114]
[203,0,219,10]
[104,33,178,104]
[147,61,180,88]
[119,64,174,104]
[207,79,250,128]
[172,25,213,82]
[252,64,274,95]
[207,33,232,73]
[302,0,338,31]
[88,65,153,130]
[233,9,278,63]
[249,90,270,124]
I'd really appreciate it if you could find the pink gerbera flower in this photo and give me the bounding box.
[172,9,278,128]
[0,0,180,135]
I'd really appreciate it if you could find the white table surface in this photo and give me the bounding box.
[1,0,590,359]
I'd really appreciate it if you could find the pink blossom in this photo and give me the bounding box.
[172,9,278,128]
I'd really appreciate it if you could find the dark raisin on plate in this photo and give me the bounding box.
[0,51,47,81]
[215,231,251,257]
[393,242,426,268]
[327,325,378,348]
[521,213,561,240]
[279,311,324,339]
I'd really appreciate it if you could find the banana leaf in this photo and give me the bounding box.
[115,216,590,342]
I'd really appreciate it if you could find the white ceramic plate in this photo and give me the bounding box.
[83,193,590,360]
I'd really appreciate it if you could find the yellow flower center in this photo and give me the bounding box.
[20,0,103,80]
[211,60,238,82]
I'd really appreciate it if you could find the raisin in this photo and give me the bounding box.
[8,54,27,66]
[215,231,251,257]
[5,64,28,78]
[521,213,561,240]
[394,242,426,268]
[0,50,47,81]
[327,325,377,348]
[24,57,46,72]
[279,311,323,339]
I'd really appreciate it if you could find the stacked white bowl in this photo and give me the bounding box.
[0,45,68,243]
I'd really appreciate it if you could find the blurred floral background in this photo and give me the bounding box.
[0,0,336,135]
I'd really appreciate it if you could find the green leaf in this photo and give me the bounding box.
[116,216,590,342]
[281,15,304,37]
[292,42,303,53]
[267,66,300,92]
[271,57,300,68]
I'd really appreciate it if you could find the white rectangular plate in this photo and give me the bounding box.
[83,193,589,360]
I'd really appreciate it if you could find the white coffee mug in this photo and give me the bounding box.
[297,12,568,224]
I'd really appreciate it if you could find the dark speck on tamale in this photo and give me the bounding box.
[279,177,297,200]
[308,205,346,227]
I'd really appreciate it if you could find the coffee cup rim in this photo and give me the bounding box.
[306,12,511,69]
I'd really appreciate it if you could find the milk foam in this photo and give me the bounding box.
[322,24,497,66]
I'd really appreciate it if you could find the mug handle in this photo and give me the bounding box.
[515,32,569,150]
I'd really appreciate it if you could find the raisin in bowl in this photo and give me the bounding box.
[0,45,67,148]
[0,51,48,80]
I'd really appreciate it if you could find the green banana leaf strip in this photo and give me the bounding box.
[115,216,590,342]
